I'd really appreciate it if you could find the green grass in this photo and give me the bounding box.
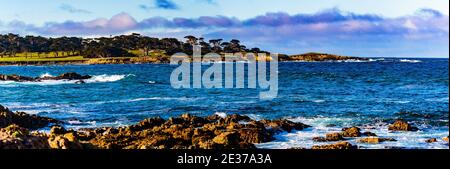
[0,56,86,62]
[0,50,168,63]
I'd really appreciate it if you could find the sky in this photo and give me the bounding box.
[0,0,448,57]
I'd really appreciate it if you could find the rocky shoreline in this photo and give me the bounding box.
[1,105,448,149]
[0,52,370,66]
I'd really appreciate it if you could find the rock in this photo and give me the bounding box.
[1,72,91,82]
[443,136,449,142]
[53,72,91,80]
[312,137,327,142]
[47,126,83,149]
[1,105,60,129]
[238,128,274,143]
[0,124,50,149]
[261,119,310,132]
[50,125,68,135]
[425,138,437,143]
[129,117,165,131]
[0,74,35,82]
[212,131,240,147]
[358,137,397,144]
[341,127,361,137]
[388,119,418,131]
[326,133,344,141]
[312,142,357,149]
[362,132,377,137]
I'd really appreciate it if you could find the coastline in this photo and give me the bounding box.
[0,52,373,66]
[1,104,448,149]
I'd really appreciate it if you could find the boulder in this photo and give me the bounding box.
[341,127,361,137]
[388,119,418,131]
[443,136,449,142]
[325,133,344,141]
[425,138,437,143]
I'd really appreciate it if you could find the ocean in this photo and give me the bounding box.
[0,58,448,149]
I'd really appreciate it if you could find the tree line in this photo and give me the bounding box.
[0,33,268,58]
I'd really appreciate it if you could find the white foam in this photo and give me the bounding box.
[214,112,227,118]
[0,74,131,86]
[399,59,422,63]
[40,73,54,78]
[256,116,449,149]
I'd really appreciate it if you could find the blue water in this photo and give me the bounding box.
[0,58,448,149]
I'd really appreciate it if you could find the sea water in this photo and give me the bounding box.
[0,58,448,149]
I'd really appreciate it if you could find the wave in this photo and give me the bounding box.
[0,74,132,86]
[399,59,422,63]
[40,73,54,78]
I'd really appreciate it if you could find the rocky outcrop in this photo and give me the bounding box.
[62,113,309,149]
[0,72,91,82]
[388,119,418,131]
[282,52,368,62]
[311,142,357,149]
[0,105,60,129]
[0,124,50,149]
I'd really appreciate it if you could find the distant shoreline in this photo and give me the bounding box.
[0,52,370,66]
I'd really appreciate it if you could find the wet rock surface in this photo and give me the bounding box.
[0,72,91,82]
[1,105,60,129]
[0,124,50,149]
[388,119,418,131]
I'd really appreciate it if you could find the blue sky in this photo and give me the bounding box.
[0,0,448,57]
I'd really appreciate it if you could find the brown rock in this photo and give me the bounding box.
[239,128,274,143]
[312,137,327,142]
[312,142,357,149]
[0,124,50,149]
[443,136,449,142]
[388,119,418,131]
[425,138,437,143]
[341,127,361,137]
[212,131,240,147]
[50,125,68,135]
[48,132,82,149]
[326,133,344,141]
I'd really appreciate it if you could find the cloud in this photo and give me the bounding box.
[18,12,137,35]
[139,0,179,11]
[1,8,448,56]
[154,0,178,10]
[60,3,91,14]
